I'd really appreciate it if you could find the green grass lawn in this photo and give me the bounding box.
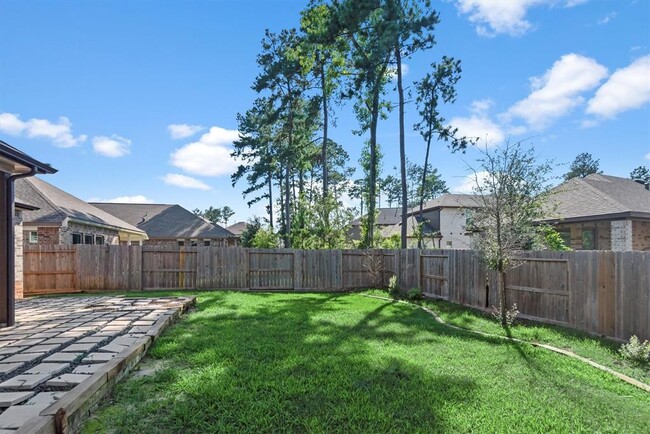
[84,292,650,433]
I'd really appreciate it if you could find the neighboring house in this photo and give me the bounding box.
[16,177,148,246]
[541,174,650,251]
[91,203,238,247]
[1,140,56,325]
[227,221,247,238]
[348,207,401,241]
[383,194,483,249]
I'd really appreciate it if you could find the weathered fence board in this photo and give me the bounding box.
[22,245,649,341]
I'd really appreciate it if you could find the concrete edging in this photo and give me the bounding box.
[361,294,650,394]
[16,296,197,434]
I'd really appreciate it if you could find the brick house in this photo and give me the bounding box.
[91,203,237,247]
[542,174,650,251]
[0,140,56,326]
[16,177,148,246]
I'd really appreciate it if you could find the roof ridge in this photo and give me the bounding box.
[25,178,67,222]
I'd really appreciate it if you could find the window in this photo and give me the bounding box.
[72,233,82,244]
[84,234,94,245]
[446,240,453,248]
[28,231,38,244]
[204,240,211,247]
[177,240,185,247]
[190,239,198,247]
[582,228,597,250]
[95,235,105,245]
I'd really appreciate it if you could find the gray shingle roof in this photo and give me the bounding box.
[415,194,482,213]
[545,174,650,221]
[350,207,402,227]
[91,203,234,239]
[226,221,247,236]
[15,177,146,235]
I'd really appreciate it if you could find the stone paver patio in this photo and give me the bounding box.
[0,295,194,432]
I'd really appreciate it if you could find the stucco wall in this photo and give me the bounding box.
[439,208,472,249]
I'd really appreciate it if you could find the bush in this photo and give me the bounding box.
[490,303,519,326]
[388,275,400,297]
[619,335,650,365]
[407,287,423,301]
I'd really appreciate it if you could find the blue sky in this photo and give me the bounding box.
[1,0,649,224]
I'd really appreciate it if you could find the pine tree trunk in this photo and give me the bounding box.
[396,45,407,250]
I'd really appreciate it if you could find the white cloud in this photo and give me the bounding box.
[170,126,240,176]
[449,99,505,146]
[580,119,598,129]
[597,12,616,25]
[167,123,205,140]
[586,55,650,119]
[163,173,211,190]
[452,171,491,194]
[645,153,650,161]
[455,0,588,37]
[0,112,87,148]
[92,135,131,157]
[89,195,153,204]
[505,53,608,130]
[387,62,409,80]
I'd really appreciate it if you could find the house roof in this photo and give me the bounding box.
[413,194,482,214]
[543,174,650,222]
[91,203,234,239]
[15,177,146,236]
[226,221,247,236]
[350,207,401,227]
[0,140,57,175]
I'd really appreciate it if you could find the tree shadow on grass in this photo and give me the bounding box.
[90,292,650,434]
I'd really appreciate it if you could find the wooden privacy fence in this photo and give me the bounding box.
[23,245,649,341]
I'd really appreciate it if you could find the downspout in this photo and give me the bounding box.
[5,166,37,326]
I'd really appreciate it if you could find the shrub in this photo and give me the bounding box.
[388,275,400,297]
[490,303,519,326]
[407,287,423,301]
[619,335,650,365]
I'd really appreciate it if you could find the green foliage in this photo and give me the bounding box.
[291,193,355,249]
[194,206,236,226]
[619,335,650,366]
[564,152,602,180]
[407,287,423,301]
[251,227,279,248]
[538,225,571,251]
[239,217,262,248]
[630,165,650,185]
[381,233,401,249]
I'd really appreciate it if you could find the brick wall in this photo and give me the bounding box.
[632,220,650,251]
[63,222,119,245]
[610,220,632,251]
[555,220,612,250]
[14,212,23,299]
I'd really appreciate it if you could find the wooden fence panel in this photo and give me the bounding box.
[21,245,649,341]
[23,245,77,295]
[248,250,293,290]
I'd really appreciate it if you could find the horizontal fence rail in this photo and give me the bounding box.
[23,245,649,341]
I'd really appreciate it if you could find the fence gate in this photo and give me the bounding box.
[141,247,197,290]
[248,250,294,290]
[24,246,78,296]
[420,253,449,299]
